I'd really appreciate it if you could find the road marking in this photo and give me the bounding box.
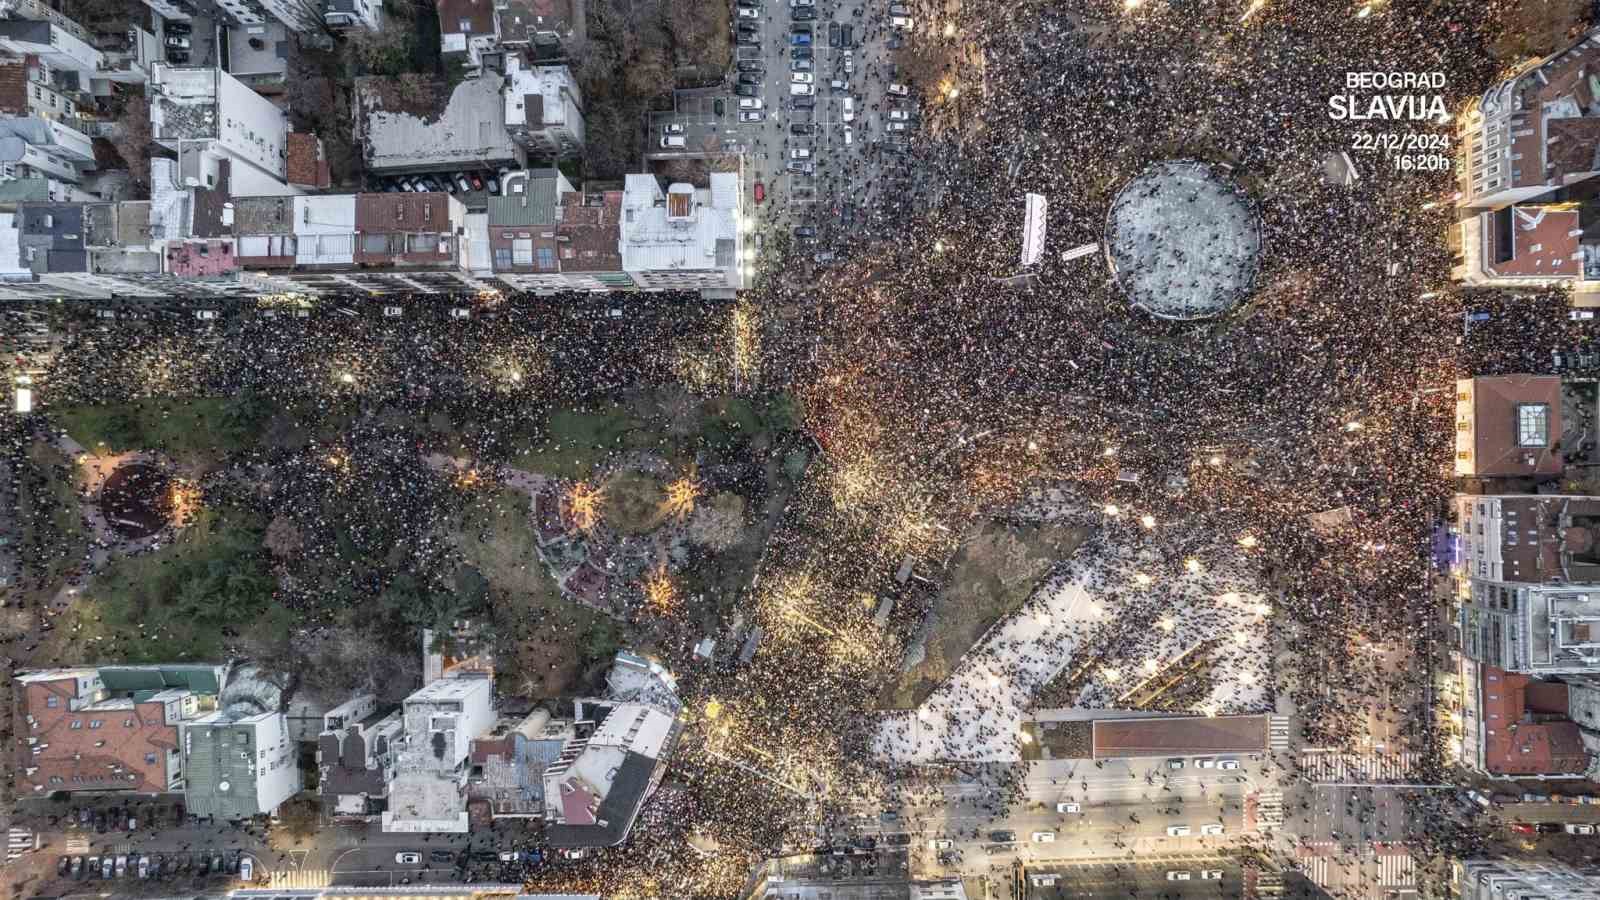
[269,867,330,888]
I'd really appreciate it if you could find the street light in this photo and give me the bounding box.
[1140,514,1156,529]
[1103,503,1121,517]
[339,371,355,384]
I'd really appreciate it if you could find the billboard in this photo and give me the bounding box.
[1021,193,1047,267]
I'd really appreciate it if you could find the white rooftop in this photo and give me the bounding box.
[619,172,742,280]
[361,74,521,171]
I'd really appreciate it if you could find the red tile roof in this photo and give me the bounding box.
[1459,375,1565,478]
[285,133,332,190]
[12,674,177,795]
[1480,666,1589,776]
[0,56,28,116]
[438,0,495,35]
[1484,206,1581,279]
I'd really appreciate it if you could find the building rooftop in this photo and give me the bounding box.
[358,74,521,172]
[494,0,574,44]
[1475,31,1600,195]
[619,173,741,280]
[1455,375,1566,478]
[1479,666,1589,775]
[1483,205,1583,278]
[232,195,296,234]
[286,133,332,189]
[1090,715,1269,759]
[557,190,622,273]
[503,61,575,128]
[438,0,495,36]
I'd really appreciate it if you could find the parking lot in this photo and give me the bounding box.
[647,0,925,265]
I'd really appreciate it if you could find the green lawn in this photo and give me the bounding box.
[59,507,288,663]
[54,397,252,455]
[604,469,667,534]
[511,404,682,480]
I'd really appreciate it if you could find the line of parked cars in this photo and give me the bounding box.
[57,852,249,882]
[163,19,192,64]
[373,170,509,196]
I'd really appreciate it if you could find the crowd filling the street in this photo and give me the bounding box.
[9,0,1600,898]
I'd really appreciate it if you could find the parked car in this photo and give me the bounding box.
[239,857,253,882]
[739,111,765,122]
[86,856,100,879]
[737,5,758,16]
[889,14,911,27]
[790,82,814,95]
[165,35,190,47]
[791,58,812,71]
[115,855,127,877]
[737,60,765,72]
[70,856,83,879]
[988,830,1016,842]
[738,72,763,85]
[887,121,909,132]
[792,45,812,59]
[888,109,912,121]
[1202,870,1224,880]
[753,181,765,203]
[790,148,811,159]
[794,225,815,237]
[1217,759,1241,770]
[164,20,192,32]
[1201,823,1224,835]
[396,852,422,865]
[737,31,760,44]
[842,97,854,121]
[888,82,911,96]
[1566,823,1596,835]
[791,123,814,134]
[793,5,815,18]
[58,856,71,877]
[1537,822,1564,834]
[736,83,761,97]
[791,32,810,44]
[1057,802,1080,813]
[791,71,814,83]
[1166,758,1185,770]
[1166,825,1192,836]
[828,21,840,46]
[840,23,853,46]
[792,95,814,108]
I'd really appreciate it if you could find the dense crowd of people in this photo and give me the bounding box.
[1,0,1586,895]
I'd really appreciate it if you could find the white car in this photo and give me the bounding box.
[1566,823,1596,835]
[842,97,855,121]
[888,109,912,121]
[1217,759,1241,770]
[886,121,908,132]
[1201,823,1225,835]
[738,6,759,16]
[890,15,912,28]
[383,305,402,317]
[1196,758,1216,769]
[662,123,686,135]
[1166,825,1191,837]
[195,309,218,320]
[790,0,813,5]
[1057,802,1080,813]
[239,857,253,882]
[1202,870,1223,880]
[791,72,814,84]
[449,307,470,319]
[1031,831,1055,843]
[790,82,814,95]
[791,148,811,159]
[928,839,952,850]
[395,852,421,865]
[739,97,764,110]
[739,111,765,122]
[1166,871,1191,881]
[888,83,910,96]
[843,125,853,145]
[1167,758,1185,769]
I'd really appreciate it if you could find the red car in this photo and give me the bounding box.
[1510,823,1536,834]
[753,181,765,203]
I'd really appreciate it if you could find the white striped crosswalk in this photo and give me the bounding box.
[1268,715,1292,752]
[268,868,330,889]
[1298,854,1328,886]
[1377,853,1416,887]
[7,828,35,862]
[1255,790,1285,829]
[1299,750,1418,782]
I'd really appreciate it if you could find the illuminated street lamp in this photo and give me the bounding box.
[1344,421,1363,432]
[1102,446,1117,457]
[1184,558,1201,574]
[1144,659,1159,673]
[1238,534,1258,549]
[942,21,955,37]
[1157,617,1175,633]
[933,240,945,254]
[339,371,355,384]
[1103,503,1121,517]
[1133,573,1153,587]
[1140,514,1156,529]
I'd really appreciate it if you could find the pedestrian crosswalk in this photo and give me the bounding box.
[1268,716,1292,752]
[1255,790,1285,829]
[1298,854,1329,886]
[1299,750,1418,782]
[6,828,35,862]
[268,868,330,889]
[1377,852,1416,887]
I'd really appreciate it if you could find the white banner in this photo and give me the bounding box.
[1021,193,1047,267]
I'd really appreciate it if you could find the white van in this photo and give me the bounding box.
[842,97,854,121]
[739,98,764,110]
[1056,802,1080,813]
[1166,871,1191,881]
[1166,825,1191,837]
[1195,758,1216,769]
[790,82,814,96]
[1217,758,1241,770]
[660,135,687,148]
[1201,823,1225,835]
[844,125,853,145]
[1031,831,1055,843]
